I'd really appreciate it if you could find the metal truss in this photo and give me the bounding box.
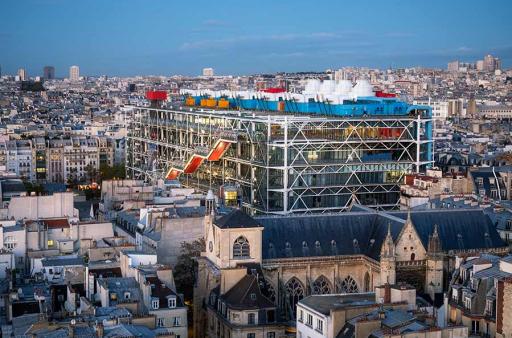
[126,106,433,215]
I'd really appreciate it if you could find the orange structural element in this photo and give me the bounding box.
[185,97,196,106]
[183,155,204,174]
[218,99,230,109]
[208,140,232,161]
[206,98,217,107]
[166,168,182,180]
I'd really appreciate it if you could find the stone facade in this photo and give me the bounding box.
[194,207,509,338]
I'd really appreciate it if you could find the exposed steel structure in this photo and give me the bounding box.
[127,95,433,215]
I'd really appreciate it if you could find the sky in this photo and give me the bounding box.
[1,0,511,77]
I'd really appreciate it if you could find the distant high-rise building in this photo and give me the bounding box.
[69,65,80,81]
[43,66,55,80]
[334,68,348,81]
[483,54,500,72]
[202,67,214,77]
[17,68,27,81]
[447,60,459,72]
[476,60,485,71]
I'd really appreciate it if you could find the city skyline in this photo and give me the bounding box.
[1,0,512,77]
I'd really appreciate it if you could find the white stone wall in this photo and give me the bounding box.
[8,192,76,220]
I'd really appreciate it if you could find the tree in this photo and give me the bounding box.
[173,237,205,301]
[84,164,99,183]
[99,164,126,182]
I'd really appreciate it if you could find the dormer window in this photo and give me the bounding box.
[464,296,471,310]
[250,293,256,300]
[152,299,159,310]
[485,299,494,316]
[124,292,130,299]
[168,297,176,308]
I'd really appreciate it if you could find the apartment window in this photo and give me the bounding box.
[157,318,165,327]
[306,313,313,327]
[298,309,304,322]
[267,333,275,338]
[173,316,181,327]
[316,318,324,333]
[247,334,255,338]
[464,297,471,310]
[248,313,256,325]
[168,297,176,308]
[485,299,494,316]
[152,299,159,310]
[452,290,458,301]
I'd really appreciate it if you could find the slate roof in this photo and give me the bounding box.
[389,209,507,252]
[258,208,507,261]
[220,274,274,310]
[146,276,183,308]
[42,256,84,267]
[214,209,262,229]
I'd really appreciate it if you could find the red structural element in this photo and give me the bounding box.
[183,155,204,174]
[146,91,168,101]
[208,140,232,161]
[166,169,181,180]
[379,127,404,139]
[375,90,396,98]
[261,87,286,93]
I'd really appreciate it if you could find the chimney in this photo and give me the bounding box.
[96,322,104,338]
[384,283,391,303]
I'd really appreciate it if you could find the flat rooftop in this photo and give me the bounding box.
[299,293,376,315]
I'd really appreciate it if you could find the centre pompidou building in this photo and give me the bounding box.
[127,82,433,215]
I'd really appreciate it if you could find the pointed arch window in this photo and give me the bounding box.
[312,275,332,294]
[285,277,305,313]
[337,276,359,293]
[233,236,250,259]
[364,272,371,292]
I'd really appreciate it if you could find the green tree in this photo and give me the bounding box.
[173,237,205,301]
[84,164,99,183]
[99,164,126,182]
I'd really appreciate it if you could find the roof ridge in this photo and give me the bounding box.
[240,275,256,301]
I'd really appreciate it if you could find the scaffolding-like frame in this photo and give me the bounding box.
[126,105,433,215]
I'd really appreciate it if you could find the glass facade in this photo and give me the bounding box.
[127,106,433,215]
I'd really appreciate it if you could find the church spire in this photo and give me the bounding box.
[381,222,395,258]
[406,208,412,225]
[428,224,442,254]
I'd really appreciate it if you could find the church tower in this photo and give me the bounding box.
[426,224,444,300]
[380,223,396,286]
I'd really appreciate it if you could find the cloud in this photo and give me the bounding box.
[202,19,227,27]
[455,46,472,52]
[178,31,362,51]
